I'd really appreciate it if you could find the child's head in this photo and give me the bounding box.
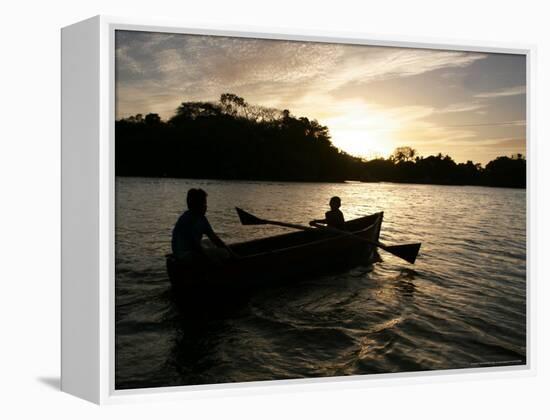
[329,196,341,210]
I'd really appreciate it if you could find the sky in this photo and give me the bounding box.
[115,30,526,165]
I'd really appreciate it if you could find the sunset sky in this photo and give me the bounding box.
[115,30,526,165]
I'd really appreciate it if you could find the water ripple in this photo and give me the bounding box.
[115,178,526,389]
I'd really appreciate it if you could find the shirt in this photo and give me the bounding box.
[325,209,345,229]
[171,210,214,258]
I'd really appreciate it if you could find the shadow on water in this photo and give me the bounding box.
[164,263,422,386]
[168,294,253,386]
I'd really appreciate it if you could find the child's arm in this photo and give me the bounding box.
[309,211,330,226]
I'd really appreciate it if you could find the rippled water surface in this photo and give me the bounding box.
[115,177,526,389]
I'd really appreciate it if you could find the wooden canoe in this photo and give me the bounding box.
[166,212,383,295]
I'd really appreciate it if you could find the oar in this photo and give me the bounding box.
[235,207,421,264]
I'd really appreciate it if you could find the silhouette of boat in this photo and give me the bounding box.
[166,212,383,295]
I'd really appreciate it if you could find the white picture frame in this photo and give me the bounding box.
[61,15,534,404]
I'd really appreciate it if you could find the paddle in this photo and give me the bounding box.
[235,207,421,264]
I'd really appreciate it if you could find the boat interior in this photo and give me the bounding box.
[230,212,382,257]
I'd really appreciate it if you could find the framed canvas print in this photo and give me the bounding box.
[61,15,533,404]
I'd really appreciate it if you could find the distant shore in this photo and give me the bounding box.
[115,175,526,189]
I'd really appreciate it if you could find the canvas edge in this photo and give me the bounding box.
[75,15,535,404]
[61,15,102,404]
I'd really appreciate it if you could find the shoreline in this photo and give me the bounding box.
[115,175,526,189]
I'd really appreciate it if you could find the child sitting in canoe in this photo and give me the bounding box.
[309,196,346,230]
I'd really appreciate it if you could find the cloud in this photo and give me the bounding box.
[115,31,526,164]
[436,101,486,114]
[115,32,487,119]
[327,48,485,86]
[474,85,526,98]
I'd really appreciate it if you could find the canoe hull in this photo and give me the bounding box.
[167,212,383,294]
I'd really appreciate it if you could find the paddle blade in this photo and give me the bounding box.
[384,243,421,264]
[236,207,266,225]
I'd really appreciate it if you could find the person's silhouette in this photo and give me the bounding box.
[309,196,346,229]
[171,188,235,262]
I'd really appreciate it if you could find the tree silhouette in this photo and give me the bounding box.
[115,94,526,188]
[390,146,417,163]
[484,155,526,188]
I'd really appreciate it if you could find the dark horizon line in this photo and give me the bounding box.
[114,174,527,189]
[114,116,526,167]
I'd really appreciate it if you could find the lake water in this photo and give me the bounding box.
[115,177,526,389]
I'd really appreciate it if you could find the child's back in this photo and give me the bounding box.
[325,208,345,229]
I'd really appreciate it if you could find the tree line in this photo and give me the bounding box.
[115,94,526,188]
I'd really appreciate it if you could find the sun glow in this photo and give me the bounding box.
[331,129,395,159]
[323,102,400,159]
